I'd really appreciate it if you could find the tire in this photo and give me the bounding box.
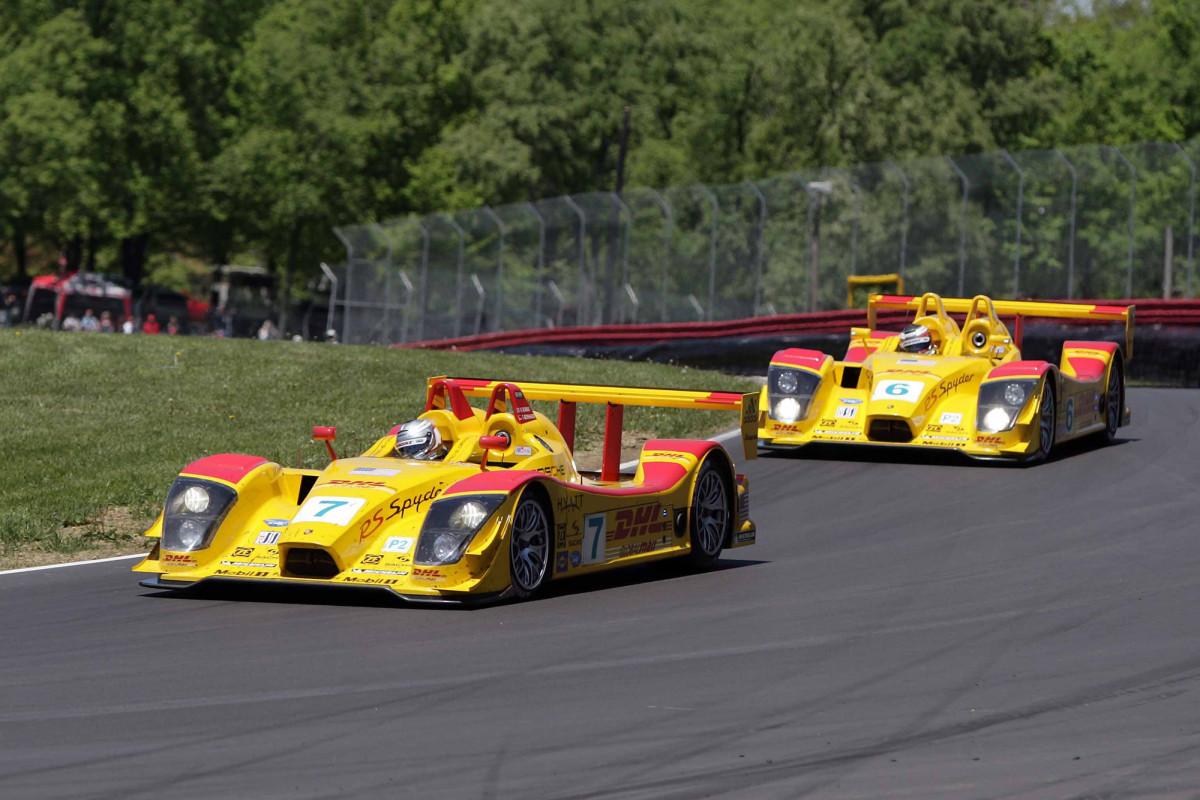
[1024,380,1056,464]
[1101,359,1124,444]
[509,491,553,600]
[685,457,734,570]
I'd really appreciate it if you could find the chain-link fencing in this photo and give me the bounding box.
[334,139,1200,345]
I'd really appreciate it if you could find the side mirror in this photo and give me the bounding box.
[478,431,511,470]
[479,433,511,450]
[313,425,338,461]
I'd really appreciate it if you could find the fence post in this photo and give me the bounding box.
[745,180,767,315]
[1000,150,1025,298]
[885,160,910,278]
[693,184,719,321]
[1053,149,1078,299]
[563,196,587,326]
[1111,146,1137,298]
[1173,143,1196,297]
[609,193,633,322]
[318,261,339,339]
[413,216,430,342]
[333,228,355,345]
[523,203,546,325]
[483,207,506,331]
[438,214,467,338]
[830,168,861,276]
[640,189,673,322]
[369,223,394,344]
[946,156,969,296]
[1164,225,1174,299]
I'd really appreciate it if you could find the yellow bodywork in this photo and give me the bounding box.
[758,293,1133,461]
[135,378,757,603]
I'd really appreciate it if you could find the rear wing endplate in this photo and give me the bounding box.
[426,377,759,481]
[867,294,1134,361]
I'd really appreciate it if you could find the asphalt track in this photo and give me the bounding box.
[3,387,1200,799]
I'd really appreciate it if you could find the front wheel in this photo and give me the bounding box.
[1102,360,1124,444]
[685,458,733,570]
[509,492,552,600]
[1024,381,1056,465]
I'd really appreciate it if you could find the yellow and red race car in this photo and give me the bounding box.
[134,377,759,604]
[758,293,1133,463]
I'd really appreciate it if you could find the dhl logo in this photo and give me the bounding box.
[608,503,672,542]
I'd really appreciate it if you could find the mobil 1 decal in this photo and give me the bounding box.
[581,502,674,565]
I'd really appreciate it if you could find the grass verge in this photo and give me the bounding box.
[0,330,757,569]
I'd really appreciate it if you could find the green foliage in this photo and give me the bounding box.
[0,0,1198,290]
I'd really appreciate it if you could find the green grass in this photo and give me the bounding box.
[0,330,757,555]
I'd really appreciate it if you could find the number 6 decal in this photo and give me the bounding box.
[582,512,606,565]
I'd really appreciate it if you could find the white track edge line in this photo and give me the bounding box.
[619,426,743,472]
[0,552,145,576]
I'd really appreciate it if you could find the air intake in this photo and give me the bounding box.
[867,419,913,443]
[283,547,340,579]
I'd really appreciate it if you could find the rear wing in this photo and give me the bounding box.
[425,376,759,481]
[867,294,1134,360]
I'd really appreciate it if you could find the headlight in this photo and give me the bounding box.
[448,501,490,530]
[774,397,802,423]
[976,379,1039,433]
[415,494,506,566]
[1003,383,1026,406]
[767,365,821,424]
[162,478,237,552]
[180,485,210,514]
[981,407,1015,432]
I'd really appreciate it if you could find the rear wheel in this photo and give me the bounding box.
[1102,360,1123,444]
[509,492,552,600]
[685,458,733,570]
[1024,381,1056,465]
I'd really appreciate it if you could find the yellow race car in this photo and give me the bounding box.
[758,293,1133,463]
[135,377,759,604]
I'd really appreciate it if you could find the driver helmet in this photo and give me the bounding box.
[394,419,444,460]
[899,323,938,354]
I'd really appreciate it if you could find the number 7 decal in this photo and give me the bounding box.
[314,500,348,518]
[292,495,366,526]
[582,513,606,565]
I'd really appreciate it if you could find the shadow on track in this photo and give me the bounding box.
[137,558,767,611]
[759,434,1135,468]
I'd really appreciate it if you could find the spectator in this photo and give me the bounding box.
[80,308,100,332]
[61,314,82,332]
[121,315,136,334]
[141,313,161,335]
[257,319,279,341]
[208,304,227,337]
[2,293,19,326]
[167,315,181,335]
[99,311,115,333]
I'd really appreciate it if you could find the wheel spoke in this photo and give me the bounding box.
[692,470,728,556]
[511,500,549,592]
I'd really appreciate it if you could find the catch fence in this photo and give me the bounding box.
[334,139,1199,345]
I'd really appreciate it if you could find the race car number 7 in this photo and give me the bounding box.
[582,513,606,565]
[292,495,366,526]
